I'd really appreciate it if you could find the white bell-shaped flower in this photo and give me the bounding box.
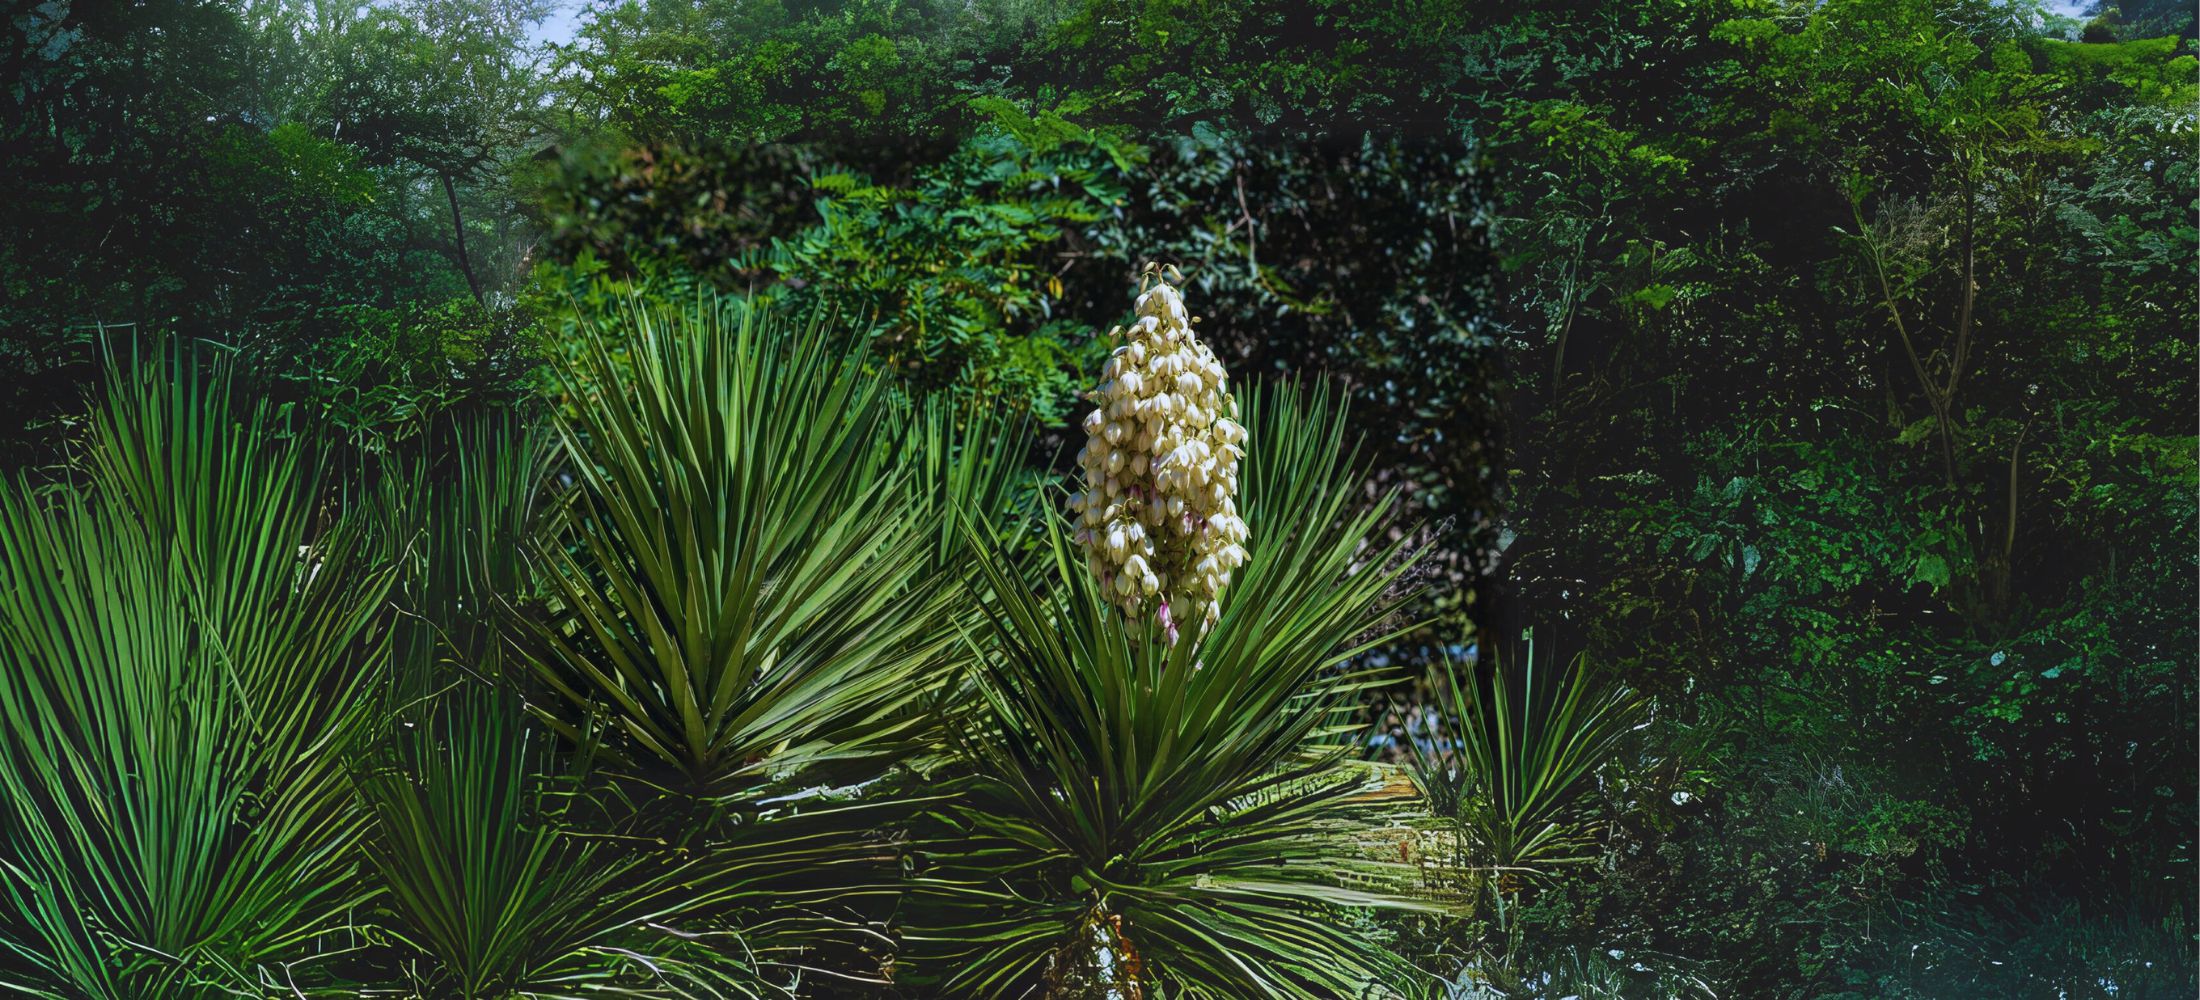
[1069,263,1251,643]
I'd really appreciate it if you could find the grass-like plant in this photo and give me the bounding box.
[1404,638,1648,917]
[0,359,393,997]
[904,383,1439,998]
[375,409,551,709]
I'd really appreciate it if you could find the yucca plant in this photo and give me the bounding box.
[1401,643,1650,996]
[344,409,755,997]
[356,687,764,998]
[0,357,393,997]
[508,291,992,988]
[520,292,964,794]
[904,382,1440,999]
[1403,637,1647,921]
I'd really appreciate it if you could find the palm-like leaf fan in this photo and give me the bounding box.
[513,291,989,988]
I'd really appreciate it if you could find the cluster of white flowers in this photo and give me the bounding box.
[1069,264,1249,643]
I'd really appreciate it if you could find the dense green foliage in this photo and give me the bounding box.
[0,0,2191,997]
[1,0,547,453]
[1471,3,2196,995]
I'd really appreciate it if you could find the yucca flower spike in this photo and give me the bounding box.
[1071,262,1249,643]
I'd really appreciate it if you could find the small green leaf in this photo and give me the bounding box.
[1895,418,1937,446]
[1912,553,1951,589]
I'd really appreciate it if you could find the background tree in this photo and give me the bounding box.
[1472,0,2196,992]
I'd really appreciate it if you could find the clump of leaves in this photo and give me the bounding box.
[902,382,1439,998]
[1404,639,1648,909]
[519,290,962,793]
[356,688,755,997]
[0,356,393,997]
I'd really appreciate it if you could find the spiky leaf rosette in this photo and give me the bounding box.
[521,292,962,794]
[1070,265,1250,642]
[902,383,1438,999]
[0,357,393,998]
[355,687,784,998]
[514,292,982,989]
[1402,639,1648,891]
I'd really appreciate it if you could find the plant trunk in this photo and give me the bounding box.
[1044,906,1144,999]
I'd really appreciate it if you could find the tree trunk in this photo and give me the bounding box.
[442,172,484,304]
